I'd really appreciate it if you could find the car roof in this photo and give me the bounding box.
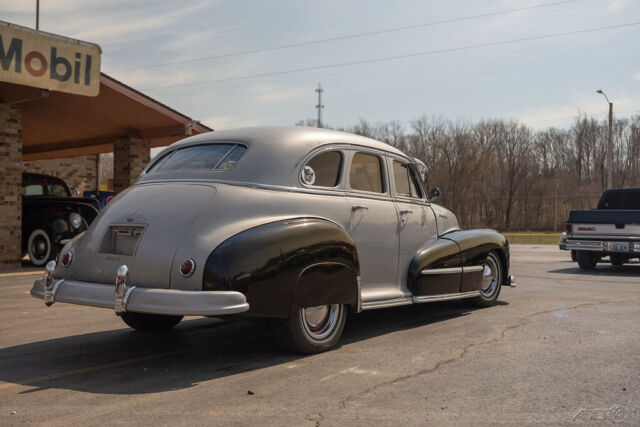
[164,126,407,158]
[138,126,411,188]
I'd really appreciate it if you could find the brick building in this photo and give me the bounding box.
[0,74,211,269]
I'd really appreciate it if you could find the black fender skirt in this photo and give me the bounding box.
[408,229,509,296]
[203,218,360,317]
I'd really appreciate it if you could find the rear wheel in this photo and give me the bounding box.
[465,251,502,307]
[120,312,183,332]
[576,251,598,270]
[270,304,346,354]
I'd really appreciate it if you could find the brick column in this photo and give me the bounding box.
[0,104,23,269]
[113,135,150,194]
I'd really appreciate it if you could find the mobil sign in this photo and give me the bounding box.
[0,20,101,97]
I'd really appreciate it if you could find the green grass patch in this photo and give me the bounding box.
[501,232,561,245]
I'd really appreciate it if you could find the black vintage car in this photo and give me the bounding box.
[22,173,100,266]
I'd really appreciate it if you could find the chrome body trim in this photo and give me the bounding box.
[361,297,413,310]
[420,267,463,275]
[412,290,480,303]
[463,265,484,273]
[31,278,249,316]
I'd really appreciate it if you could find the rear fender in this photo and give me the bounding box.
[203,218,360,317]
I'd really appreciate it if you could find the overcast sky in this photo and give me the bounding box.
[3,0,640,132]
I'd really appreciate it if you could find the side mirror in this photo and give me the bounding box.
[429,187,441,201]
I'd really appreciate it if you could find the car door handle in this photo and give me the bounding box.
[351,205,369,211]
[399,209,413,215]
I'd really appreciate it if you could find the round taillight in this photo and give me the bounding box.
[180,259,195,277]
[61,252,72,267]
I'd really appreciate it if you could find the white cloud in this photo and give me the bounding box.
[200,114,262,130]
[606,0,634,13]
[509,95,640,129]
[247,83,309,104]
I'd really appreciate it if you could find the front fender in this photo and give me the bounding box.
[408,229,509,296]
[203,218,360,317]
[442,229,510,290]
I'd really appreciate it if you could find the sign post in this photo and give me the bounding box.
[0,20,101,96]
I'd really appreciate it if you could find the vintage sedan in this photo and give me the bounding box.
[32,127,514,353]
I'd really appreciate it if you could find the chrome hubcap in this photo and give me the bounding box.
[481,255,499,298]
[301,304,340,341]
[31,236,48,260]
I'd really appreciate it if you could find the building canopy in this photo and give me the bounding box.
[0,73,212,161]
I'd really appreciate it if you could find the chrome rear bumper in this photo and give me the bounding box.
[566,239,604,251]
[31,264,249,317]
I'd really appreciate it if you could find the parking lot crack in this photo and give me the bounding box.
[336,296,640,413]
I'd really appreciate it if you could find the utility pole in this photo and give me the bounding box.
[36,0,40,30]
[315,83,324,128]
[554,182,558,232]
[597,89,613,189]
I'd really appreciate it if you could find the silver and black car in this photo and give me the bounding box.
[32,127,514,353]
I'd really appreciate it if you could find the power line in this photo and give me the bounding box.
[114,0,585,73]
[141,22,640,91]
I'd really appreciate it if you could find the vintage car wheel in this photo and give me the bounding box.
[270,304,346,354]
[466,251,502,307]
[27,229,55,267]
[120,312,183,332]
[576,251,598,270]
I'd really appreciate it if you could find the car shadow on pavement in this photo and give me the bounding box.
[548,264,640,277]
[0,301,493,395]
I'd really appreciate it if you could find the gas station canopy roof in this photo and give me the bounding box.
[0,73,212,161]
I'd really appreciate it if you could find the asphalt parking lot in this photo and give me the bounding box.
[0,245,638,426]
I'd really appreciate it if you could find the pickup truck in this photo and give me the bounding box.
[565,188,640,269]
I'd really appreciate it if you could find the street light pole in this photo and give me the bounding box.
[597,89,613,189]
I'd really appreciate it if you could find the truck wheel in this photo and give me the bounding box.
[120,312,183,332]
[270,304,346,354]
[570,250,577,262]
[576,251,598,270]
[27,229,56,267]
[465,251,503,307]
[610,256,626,266]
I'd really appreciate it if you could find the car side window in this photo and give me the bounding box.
[392,161,423,199]
[301,151,342,187]
[24,184,44,196]
[349,153,384,193]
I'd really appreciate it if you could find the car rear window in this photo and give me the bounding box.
[597,190,640,209]
[148,144,247,172]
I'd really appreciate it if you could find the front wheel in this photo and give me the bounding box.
[120,312,183,332]
[270,304,346,354]
[466,251,503,307]
[27,229,57,266]
[576,251,598,270]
